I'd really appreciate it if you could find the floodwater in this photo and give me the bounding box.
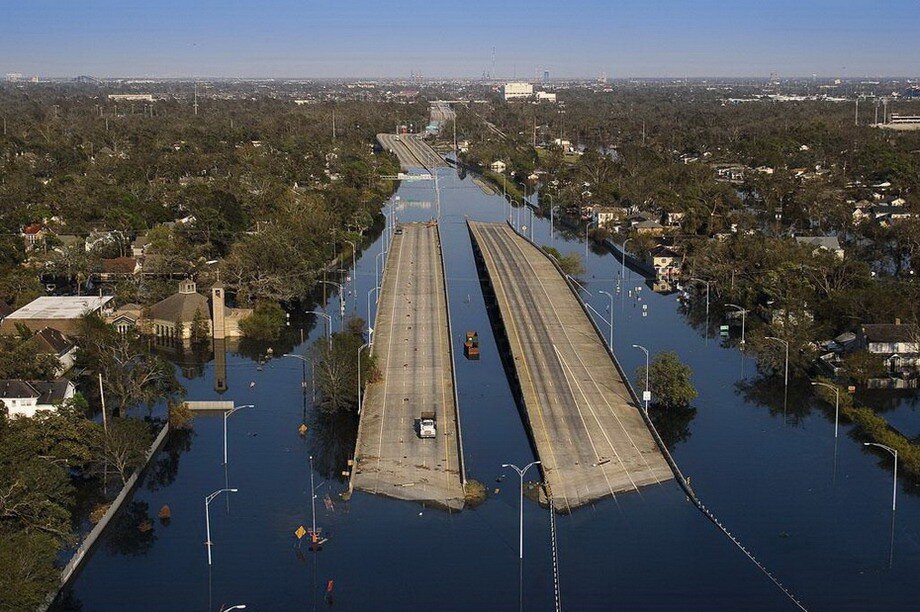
[56,167,919,611]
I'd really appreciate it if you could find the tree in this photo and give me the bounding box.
[542,246,585,277]
[238,300,286,341]
[189,307,210,345]
[76,314,185,415]
[843,351,887,384]
[313,317,377,414]
[637,352,698,409]
[0,531,59,612]
[97,418,153,486]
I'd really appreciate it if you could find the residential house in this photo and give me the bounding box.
[131,234,150,259]
[645,245,682,279]
[489,160,507,173]
[107,303,142,334]
[22,327,77,374]
[21,223,46,251]
[96,257,140,282]
[662,211,685,226]
[872,205,915,225]
[859,322,920,372]
[795,236,844,259]
[0,378,75,418]
[85,230,126,253]
[593,206,628,229]
[634,220,667,236]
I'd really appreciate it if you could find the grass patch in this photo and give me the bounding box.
[464,479,488,508]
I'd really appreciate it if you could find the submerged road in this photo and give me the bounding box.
[469,221,672,511]
[351,222,465,510]
[377,133,446,171]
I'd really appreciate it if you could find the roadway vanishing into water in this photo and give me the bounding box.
[351,221,465,510]
[469,221,673,510]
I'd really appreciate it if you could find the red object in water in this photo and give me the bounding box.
[326,580,335,593]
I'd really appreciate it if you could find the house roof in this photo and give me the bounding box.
[149,289,210,324]
[862,323,919,344]
[795,236,841,250]
[0,379,40,399]
[25,327,75,357]
[32,379,73,405]
[101,257,138,274]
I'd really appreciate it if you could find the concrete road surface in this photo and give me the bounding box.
[377,133,446,171]
[351,222,465,510]
[469,221,672,511]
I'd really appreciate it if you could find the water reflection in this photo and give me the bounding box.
[648,402,697,449]
[104,500,157,557]
[146,427,195,492]
[309,411,358,483]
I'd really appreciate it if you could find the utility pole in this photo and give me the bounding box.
[854,96,859,126]
[332,109,336,140]
[98,372,107,433]
[193,82,199,116]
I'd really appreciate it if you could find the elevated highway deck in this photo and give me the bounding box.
[468,221,672,511]
[377,133,446,171]
[351,222,465,510]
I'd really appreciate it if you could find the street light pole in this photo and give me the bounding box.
[223,404,254,465]
[689,277,710,323]
[811,381,841,438]
[319,280,345,329]
[205,488,238,566]
[367,286,380,342]
[632,344,650,412]
[621,238,633,282]
[864,442,898,512]
[306,311,332,347]
[501,461,541,560]
[724,303,747,345]
[764,336,789,390]
[598,291,614,347]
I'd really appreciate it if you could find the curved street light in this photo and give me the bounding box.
[632,344,651,412]
[764,336,789,390]
[223,404,254,465]
[724,303,747,345]
[501,461,542,560]
[811,381,841,438]
[205,488,238,566]
[306,310,332,347]
[864,442,898,512]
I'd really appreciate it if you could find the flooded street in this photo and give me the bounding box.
[57,167,919,611]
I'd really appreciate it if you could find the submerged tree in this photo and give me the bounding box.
[313,317,378,414]
[637,351,698,410]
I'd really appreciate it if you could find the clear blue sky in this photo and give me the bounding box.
[2,1,918,78]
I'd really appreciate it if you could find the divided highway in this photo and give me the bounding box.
[469,221,673,511]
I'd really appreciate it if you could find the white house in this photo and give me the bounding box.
[489,160,507,173]
[859,323,920,372]
[0,379,75,418]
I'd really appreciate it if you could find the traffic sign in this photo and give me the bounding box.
[642,391,651,402]
[294,525,307,540]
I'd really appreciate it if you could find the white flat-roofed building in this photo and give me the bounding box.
[503,82,533,100]
[1,296,114,335]
[535,91,557,102]
[107,94,155,102]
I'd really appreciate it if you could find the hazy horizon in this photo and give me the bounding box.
[3,1,919,80]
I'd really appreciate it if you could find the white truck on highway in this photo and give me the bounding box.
[418,411,437,438]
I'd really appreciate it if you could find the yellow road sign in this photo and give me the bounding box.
[294,525,307,540]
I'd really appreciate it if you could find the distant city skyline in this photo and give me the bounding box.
[2,1,918,79]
